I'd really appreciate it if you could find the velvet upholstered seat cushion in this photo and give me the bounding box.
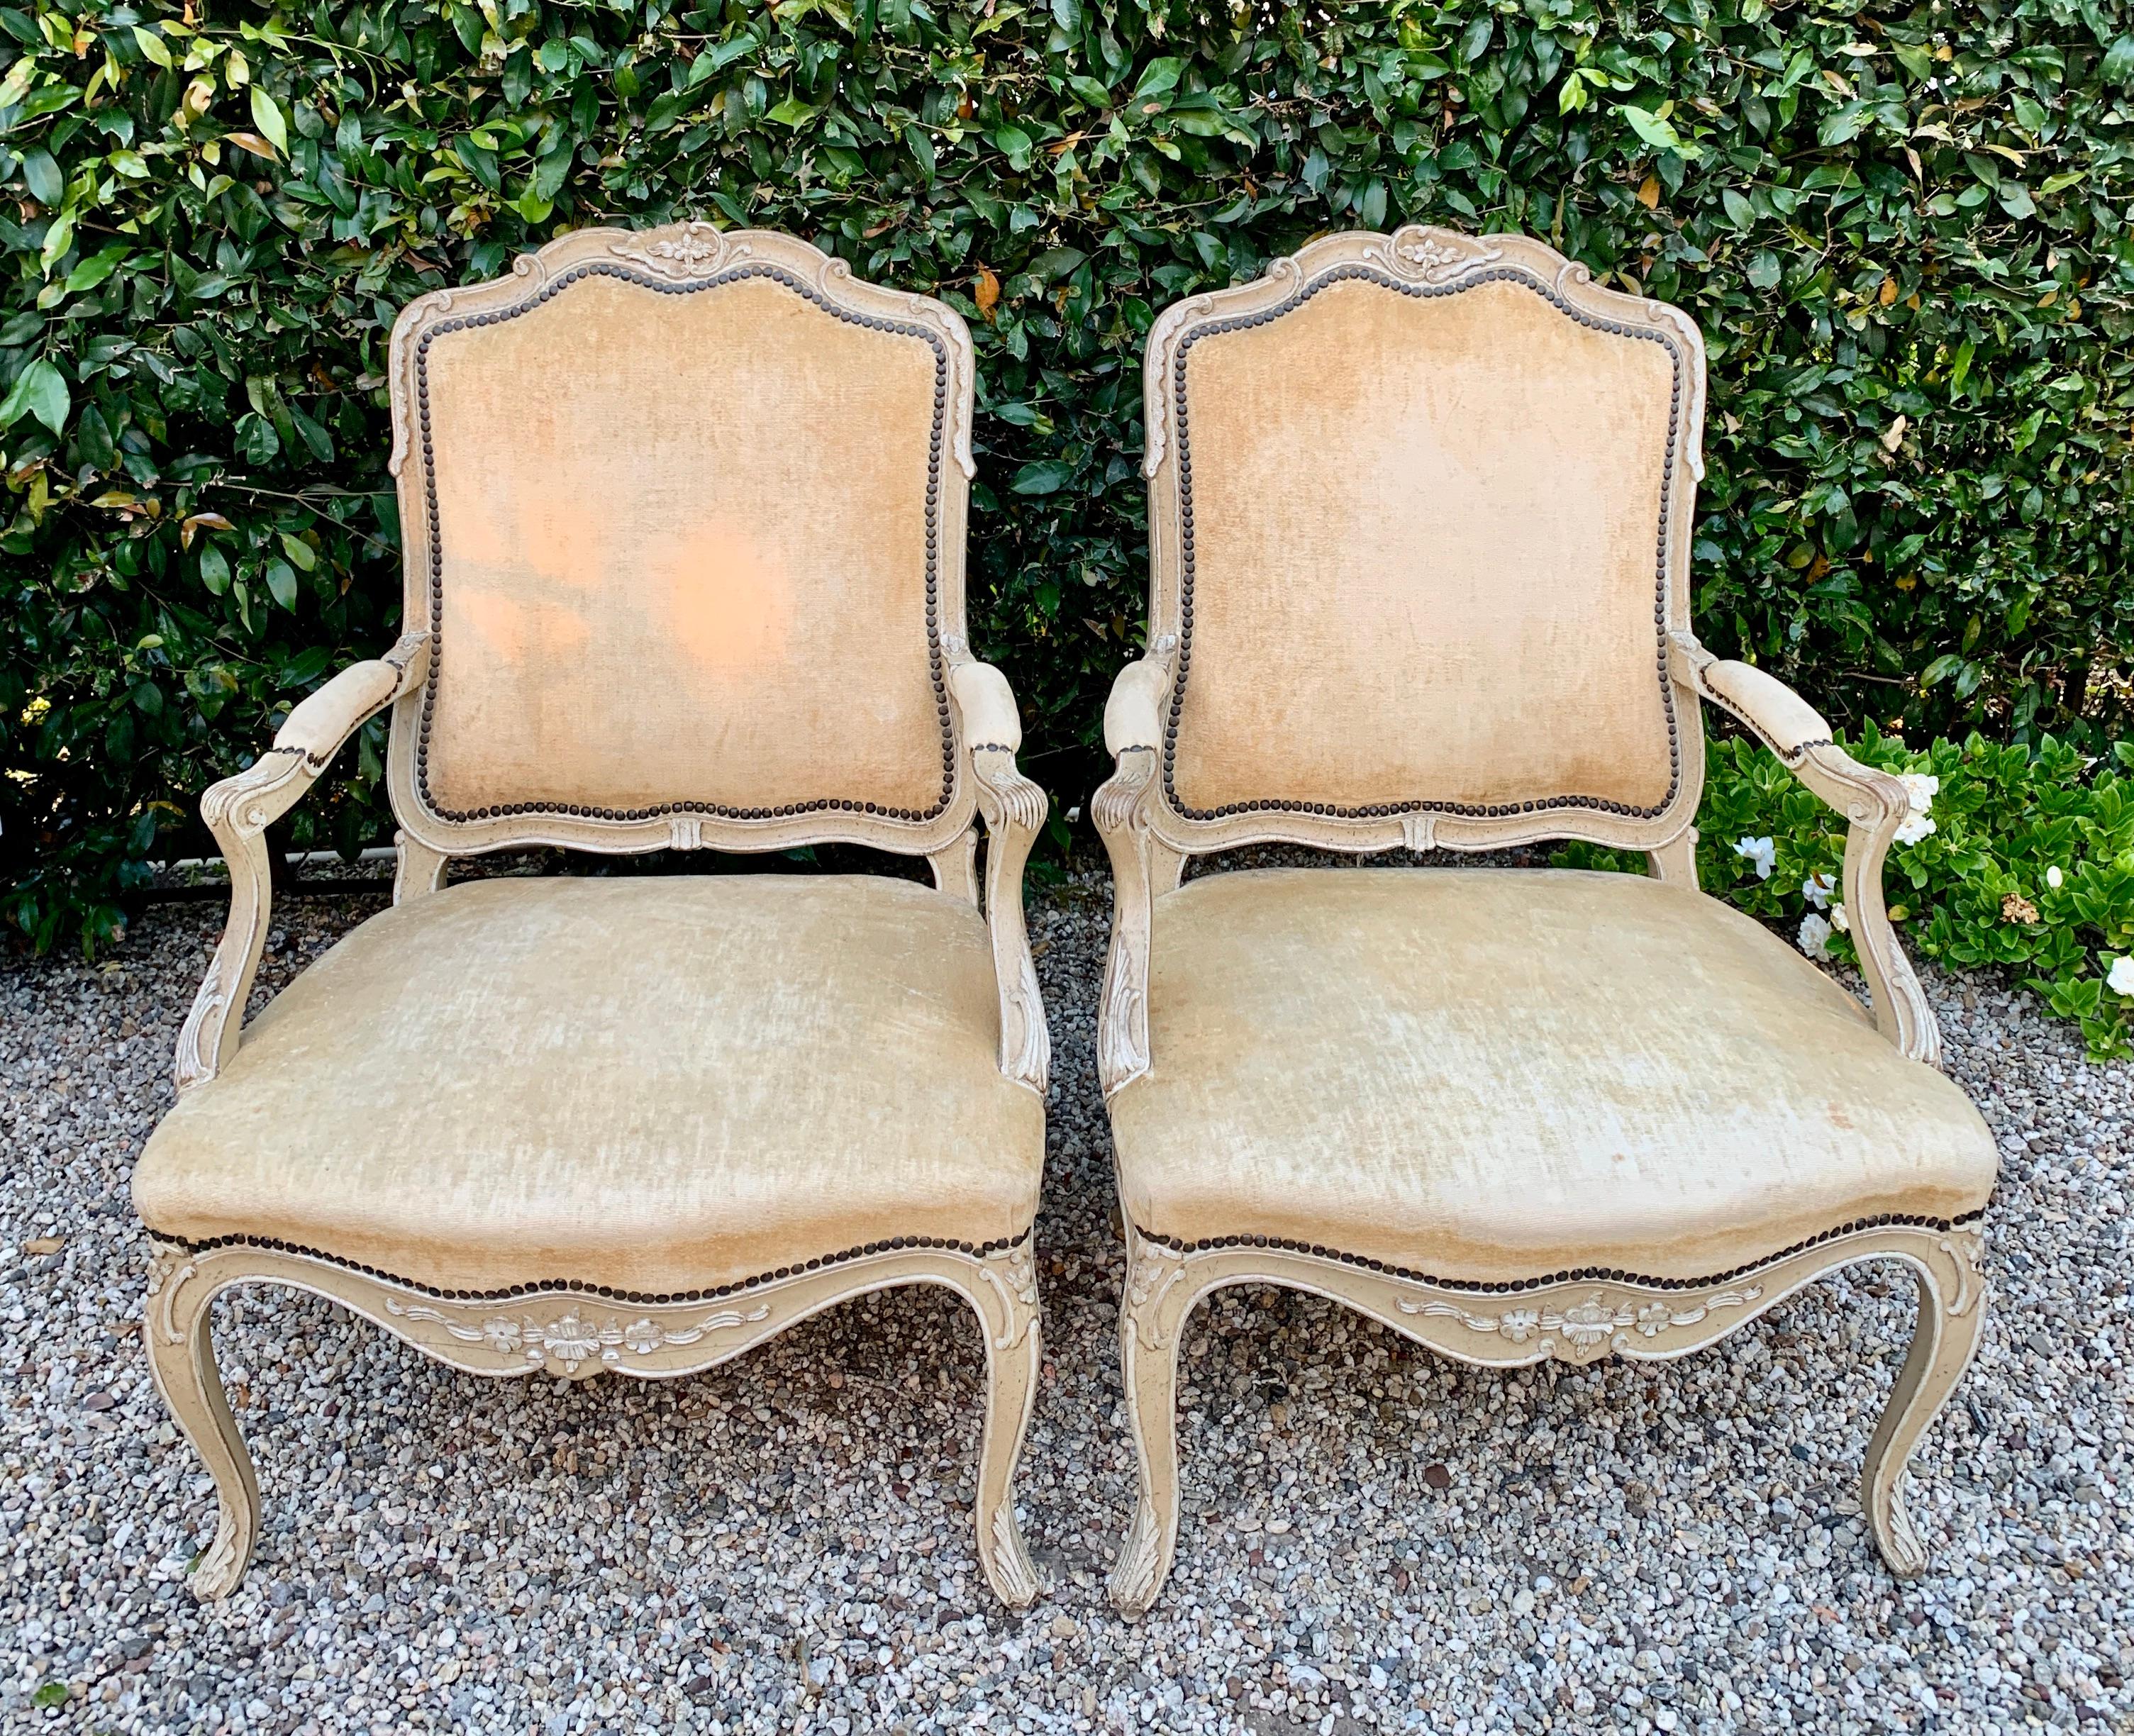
[1109,868,1997,1286]
[134,875,1044,1297]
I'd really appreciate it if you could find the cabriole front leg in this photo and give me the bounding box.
[1862,1233,1987,1576]
[967,1240,1043,1609]
[144,1245,260,1600]
[1109,1228,1201,1615]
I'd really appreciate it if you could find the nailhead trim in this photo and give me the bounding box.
[157,1228,1033,1307]
[412,261,957,828]
[1131,1209,1986,1295]
[1162,263,1686,825]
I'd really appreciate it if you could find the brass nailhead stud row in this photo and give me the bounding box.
[413,262,960,831]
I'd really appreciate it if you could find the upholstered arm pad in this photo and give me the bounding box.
[174,633,430,1093]
[1672,633,1938,1066]
[1698,657,1833,761]
[949,660,1023,754]
[275,652,416,765]
[1104,658,1170,757]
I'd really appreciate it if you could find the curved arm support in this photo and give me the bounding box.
[1672,634,1938,1064]
[1093,656,1174,1097]
[949,661,1050,1095]
[174,633,430,1092]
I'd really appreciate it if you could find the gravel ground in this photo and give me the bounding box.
[3,855,2129,1735]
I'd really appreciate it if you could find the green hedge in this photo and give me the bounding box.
[2,0,2130,951]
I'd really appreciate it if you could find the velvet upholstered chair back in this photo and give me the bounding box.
[382,225,981,860]
[1137,226,1711,857]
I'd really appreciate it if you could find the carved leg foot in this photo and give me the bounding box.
[144,1250,260,1600]
[1862,1259,1986,1578]
[969,1245,1042,1610]
[1109,1233,1193,1616]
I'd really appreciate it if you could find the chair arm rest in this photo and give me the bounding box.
[949,660,1049,1095]
[1091,655,1175,1096]
[1103,657,1170,757]
[1672,633,1938,1065]
[1696,657,1833,762]
[274,640,423,764]
[174,633,429,1092]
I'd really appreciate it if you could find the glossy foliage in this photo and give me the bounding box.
[1689,730,2134,1058]
[2,0,2128,949]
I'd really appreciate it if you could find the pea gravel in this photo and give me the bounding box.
[3,858,2129,1735]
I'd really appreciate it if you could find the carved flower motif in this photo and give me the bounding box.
[481,1318,523,1354]
[1399,238,1462,270]
[1635,1302,1677,1337]
[622,1318,667,1356]
[538,1315,602,1364]
[1497,1308,1543,1344]
[1552,1297,1628,1347]
[650,233,721,267]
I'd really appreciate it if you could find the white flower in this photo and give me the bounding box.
[1798,913,1834,960]
[1734,835,1777,880]
[2108,957,2134,998]
[1831,903,1850,933]
[1892,771,1938,846]
[2046,865,2063,889]
[1801,872,1836,909]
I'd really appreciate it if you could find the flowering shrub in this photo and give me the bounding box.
[1568,730,2134,1059]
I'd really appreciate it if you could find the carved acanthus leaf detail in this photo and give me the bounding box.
[989,1505,1039,1608]
[1126,1237,1189,1350]
[1098,957,1148,1099]
[1108,1496,1165,1613]
[980,1240,1041,1348]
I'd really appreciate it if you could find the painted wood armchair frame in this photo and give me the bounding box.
[147,226,1047,1609]
[1094,226,1984,1613]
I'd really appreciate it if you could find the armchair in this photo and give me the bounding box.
[1094,227,1996,1613]
[135,226,1049,1608]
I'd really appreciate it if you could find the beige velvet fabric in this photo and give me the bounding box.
[1111,868,1996,1284]
[135,876,1043,1295]
[1171,277,1679,812]
[419,273,946,816]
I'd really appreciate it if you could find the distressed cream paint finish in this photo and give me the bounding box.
[138,227,1049,1612]
[1094,226,1998,1615]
